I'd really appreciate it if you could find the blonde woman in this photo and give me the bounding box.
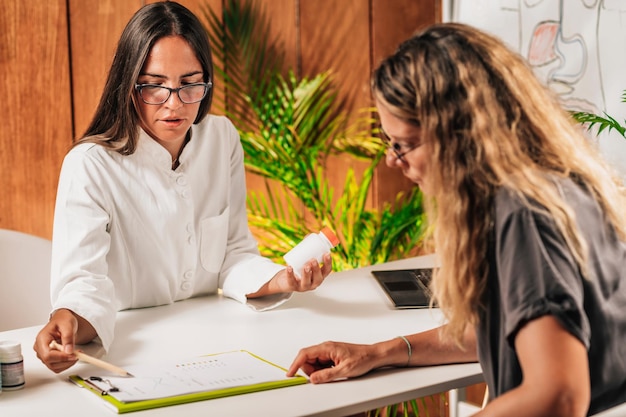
[288,23,626,416]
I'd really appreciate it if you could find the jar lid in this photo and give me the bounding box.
[320,227,340,247]
[0,340,22,358]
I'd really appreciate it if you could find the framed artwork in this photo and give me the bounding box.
[446,0,626,176]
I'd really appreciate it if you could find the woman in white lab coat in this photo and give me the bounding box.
[34,1,332,373]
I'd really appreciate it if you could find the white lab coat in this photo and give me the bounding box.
[50,115,288,351]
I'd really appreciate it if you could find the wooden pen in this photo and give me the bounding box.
[49,340,133,377]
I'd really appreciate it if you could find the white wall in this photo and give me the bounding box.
[446,0,626,179]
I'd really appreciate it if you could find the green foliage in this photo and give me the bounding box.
[200,0,426,270]
[366,392,448,417]
[202,5,432,416]
[572,90,626,138]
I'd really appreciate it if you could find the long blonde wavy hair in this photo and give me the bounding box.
[372,23,626,343]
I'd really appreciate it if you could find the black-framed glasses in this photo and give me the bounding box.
[379,128,419,162]
[134,82,212,105]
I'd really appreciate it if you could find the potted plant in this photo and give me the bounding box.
[201,0,427,270]
[201,1,434,415]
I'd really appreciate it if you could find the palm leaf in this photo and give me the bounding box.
[572,111,626,138]
[201,0,426,269]
[571,88,626,139]
[202,1,434,415]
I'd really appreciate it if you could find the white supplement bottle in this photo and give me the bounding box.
[283,227,339,279]
[0,341,25,391]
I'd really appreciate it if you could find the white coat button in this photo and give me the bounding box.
[184,270,194,280]
[181,282,191,291]
[176,176,187,185]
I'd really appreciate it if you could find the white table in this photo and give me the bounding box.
[0,255,483,416]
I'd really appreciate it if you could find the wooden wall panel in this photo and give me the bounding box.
[1,0,443,239]
[371,0,440,207]
[261,0,298,72]
[372,0,440,64]
[299,0,371,112]
[154,0,224,35]
[69,0,144,140]
[299,0,373,215]
[69,0,223,140]
[0,0,73,238]
[238,0,298,201]
[298,0,442,212]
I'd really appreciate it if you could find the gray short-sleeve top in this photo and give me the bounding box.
[476,178,626,415]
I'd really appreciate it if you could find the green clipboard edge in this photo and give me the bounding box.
[68,350,308,414]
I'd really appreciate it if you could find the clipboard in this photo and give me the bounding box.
[68,350,307,414]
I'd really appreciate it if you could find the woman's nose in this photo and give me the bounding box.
[385,150,401,168]
[164,90,184,109]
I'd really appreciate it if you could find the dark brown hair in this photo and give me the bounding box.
[77,1,213,154]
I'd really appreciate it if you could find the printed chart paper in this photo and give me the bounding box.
[84,350,297,403]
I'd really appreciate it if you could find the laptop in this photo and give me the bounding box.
[371,268,435,309]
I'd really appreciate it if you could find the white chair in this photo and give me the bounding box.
[0,228,52,331]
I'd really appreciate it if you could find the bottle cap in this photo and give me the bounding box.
[320,227,340,247]
[0,340,22,360]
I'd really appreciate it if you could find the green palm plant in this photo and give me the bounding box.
[201,3,433,415]
[201,0,426,271]
[572,90,626,139]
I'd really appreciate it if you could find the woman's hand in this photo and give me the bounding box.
[248,253,333,297]
[33,309,97,373]
[287,341,379,384]
[278,252,333,292]
[287,327,479,384]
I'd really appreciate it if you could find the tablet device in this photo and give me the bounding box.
[371,268,435,309]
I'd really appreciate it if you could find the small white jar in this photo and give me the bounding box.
[0,340,25,391]
[284,227,339,279]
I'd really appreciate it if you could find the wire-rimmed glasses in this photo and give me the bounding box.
[134,82,212,105]
[379,127,419,163]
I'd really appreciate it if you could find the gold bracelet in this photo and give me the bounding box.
[397,335,412,367]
